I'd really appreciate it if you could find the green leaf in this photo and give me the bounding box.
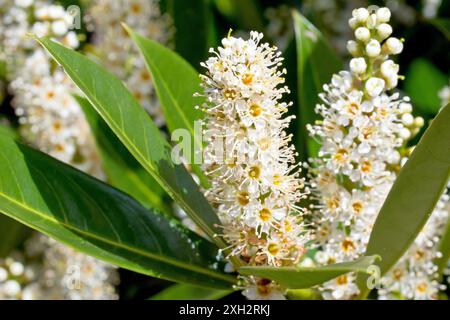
[0,134,236,289]
[76,96,171,215]
[292,10,343,158]
[150,284,232,300]
[124,26,209,187]
[435,218,450,278]
[0,214,30,258]
[0,123,19,140]
[164,0,215,69]
[404,59,447,115]
[239,256,379,289]
[430,18,450,40]
[357,104,450,298]
[36,37,231,255]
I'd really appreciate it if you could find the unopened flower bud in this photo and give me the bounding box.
[381,60,399,78]
[376,7,391,23]
[384,37,403,55]
[347,40,360,56]
[365,39,381,57]
[355,27,370,42]
[366,14,377,29]
[377,23,392,40]
[353,8,369,22]
[399,102,413,114]
[348,18,358,29]
[401,113,414,126]
[350,58,367,74]
[365,77,385,97]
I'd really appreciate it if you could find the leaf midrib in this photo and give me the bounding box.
[130,31,204,151]
[41,41,221,246]
[0,192,235,284]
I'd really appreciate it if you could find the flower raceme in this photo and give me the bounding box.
[308,6,448,300]
[198,31,311,299]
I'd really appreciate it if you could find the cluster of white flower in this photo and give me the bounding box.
[199,31,310,299]
[0,0,79,79]
[10,51,104,175]
[1,0,102,176]
[86,0,173,127]
[1,0,117,300]
[302,1,419,54]
[0,234,118,300]
[309,7,448,300]
[379,194,449,299]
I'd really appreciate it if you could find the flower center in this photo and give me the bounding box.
[341,239,356,252]
[259,208,272,222]
[249,104,262,117]
[224,88,237,100]
[268,243,280,256]
[352,201,363,214]
[333,148,348,163]
[237,191,250,206]
[248,166,261,179]
[336,275,348,285]
[242,73,253,85]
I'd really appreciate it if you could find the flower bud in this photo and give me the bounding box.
[346,40,360,56]
[376,7,391,23]
[399,102,413,114]
[348,18,358,29]
[365,39,381,57]
[350,58,367,74]
[414,117,424,128]
[384,37,403,55]
[380,60,399,78]
[366,14,377,29]
[365,77,385,97]
[355,27,370,42]
[401,113,414,126]
[377,23,392,40]
[353,8,369,22]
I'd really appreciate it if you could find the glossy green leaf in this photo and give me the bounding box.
[430,18,450,40]
[124,26,208,187]
[37,37,230,254]
[0,134,235,289]
[150,284,232,300]
[404,59,448,115]
[358,104,450,297]
[163,0,215,69]
[76,96,171,215]
[0,123,19,140]
[293,10,342,158]
[239,256,379,289]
